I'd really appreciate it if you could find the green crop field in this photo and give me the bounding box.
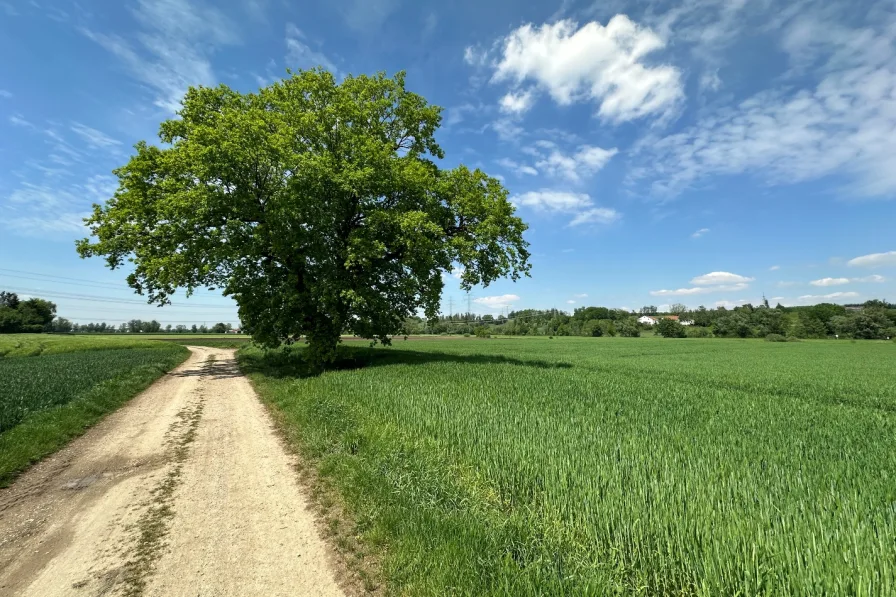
[0,335,189,485]
[240,336,896,596]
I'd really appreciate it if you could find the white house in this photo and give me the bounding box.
[638,316,658,325]
[638,315,695,326]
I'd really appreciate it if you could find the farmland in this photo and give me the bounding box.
[0,335,189,485]
[241,336,896,596]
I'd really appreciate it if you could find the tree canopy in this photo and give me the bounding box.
[77,70,530,364]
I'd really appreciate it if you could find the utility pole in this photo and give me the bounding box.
[448,296,454,319]
[466,291,473,318]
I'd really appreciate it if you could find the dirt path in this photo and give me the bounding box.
[0,347,346,597]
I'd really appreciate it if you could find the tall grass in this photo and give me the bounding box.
[241,337,896,596]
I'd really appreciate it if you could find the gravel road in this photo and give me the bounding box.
[0,346,346,597]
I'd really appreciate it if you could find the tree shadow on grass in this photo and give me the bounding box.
[239,345,574,380]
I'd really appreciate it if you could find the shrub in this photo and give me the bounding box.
[765,334,786,342]
[786,336,801,342]
[656,317,686,338]
[474,327,491,339]
[686,327,713,339]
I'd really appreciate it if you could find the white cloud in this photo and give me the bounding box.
[285,23,338,73]
[847,251,896,268]
[573,293,588,298]
[566,300,576,304]
[512,190,592,212]
[70,122,121,149]
[811,275,886,286]
[810,277,850,287]
[690,272,754,285]
[569,207,621,227]
[691,227,710,238]
[490,16,683,123]
[535,145,618,183]
[634,14,896,198]
[9,113,34,128]
[82,0,238,112]
[798,291,860,301]
[464,45,488,67]
[512,190,620,227]
[474,294,521,309]
[451,266,465,280]
[0,89,11,98]
[499,90,535,114]
[769,265,781,271]
[337,0,400,32]
[492,118,524,141]
[444,103,481,127]
[496,158,538,176]
[651,283,749,297]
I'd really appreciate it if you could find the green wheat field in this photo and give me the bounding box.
[241,337,896,596]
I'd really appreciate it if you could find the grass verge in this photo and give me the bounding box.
[0,342,189,486]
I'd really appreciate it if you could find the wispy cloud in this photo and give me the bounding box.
[810,275,885,286]
[798,291,860,301]
[70,122,121,149]
[651,283,749,297]
[82,0,238,112]
[285,23,338,74]
[769,265,781,271]
[633,10,896,198]
[9,113,34,128]
[691,227,710,238]
[496,158,538,177]
[0,89,11,98]
[511,190,621,227]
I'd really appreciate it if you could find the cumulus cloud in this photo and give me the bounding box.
[474,294,521,309]
[847,251,896,268]
[512,190,592,212]
[489,16,683,123]
[691,227,710,238]
[690,272,755,285]
[499,90,535,114]
[535,145,618,183]
[566,299,576,304]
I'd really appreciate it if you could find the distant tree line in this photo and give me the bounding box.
[400,298,895,340]
[0,290,240,335]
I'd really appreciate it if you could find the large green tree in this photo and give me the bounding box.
[77,71,530,364]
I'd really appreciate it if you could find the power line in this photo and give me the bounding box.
[0,268,127,289]
[3,286,236,308]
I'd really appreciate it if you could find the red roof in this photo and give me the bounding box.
[665,315,680,320]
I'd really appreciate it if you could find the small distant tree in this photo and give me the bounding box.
[212,322,228,334]
[191,324,198,333]
[582,319,603,337]
[617,318,641,337]
[656,317,686,338]
[474,326,491,338]
[670,303,688,315]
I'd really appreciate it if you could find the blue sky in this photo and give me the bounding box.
[1,0,895,325]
